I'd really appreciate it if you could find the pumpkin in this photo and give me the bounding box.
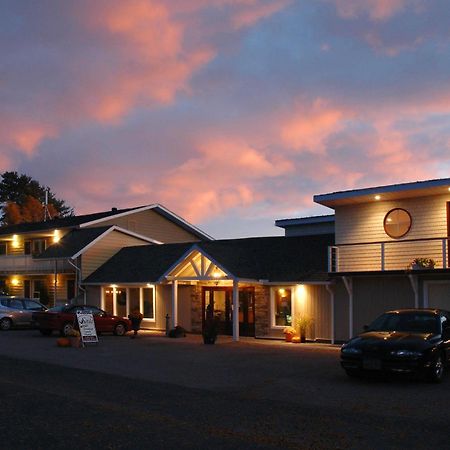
[57,337,71,347]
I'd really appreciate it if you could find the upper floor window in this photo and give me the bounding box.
[384,208,412,239]
[24,239,47,256]
[0,242,7,256]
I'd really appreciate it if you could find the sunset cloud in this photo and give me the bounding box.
[1,1,450,237]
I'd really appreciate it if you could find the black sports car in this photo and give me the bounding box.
[341,309,450,382]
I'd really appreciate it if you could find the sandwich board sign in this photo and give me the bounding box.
[76,311,99,344]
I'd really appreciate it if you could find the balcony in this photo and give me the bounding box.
[0,255,74,274]
[328,237,449,273]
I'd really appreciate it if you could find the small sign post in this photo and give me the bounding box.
[76,311,99,346]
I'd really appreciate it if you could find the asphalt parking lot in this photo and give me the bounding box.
[1,330,449,449]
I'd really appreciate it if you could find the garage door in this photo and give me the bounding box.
[426,282,450,310]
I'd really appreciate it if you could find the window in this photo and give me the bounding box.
[24,300,45,311]
[384,208,412,239]
[25,239,47,256]
[0,242,7,256]
[143,287,155,320]
[9,299,24,310]
[273,288,292,326]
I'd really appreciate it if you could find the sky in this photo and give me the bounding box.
[2,0,450,238]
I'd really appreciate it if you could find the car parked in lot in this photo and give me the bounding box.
[0,297,48,330]
[32,304,131,337]
[341,309,450,382]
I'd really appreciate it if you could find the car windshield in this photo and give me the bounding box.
[367,312,440,334]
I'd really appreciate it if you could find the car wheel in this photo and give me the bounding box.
[113,323,126,336]
[427,354,445,383]
[0,317,12,331]
[40,329,52,336]
[61,322,74,337]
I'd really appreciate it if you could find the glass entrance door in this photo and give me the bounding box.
[202,287,255,337]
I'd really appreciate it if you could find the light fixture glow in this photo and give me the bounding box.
[53,229,61,243]
[212,271,221,278]
[11,277,19,286]
[374,195,381,201]
[12,234,19,248]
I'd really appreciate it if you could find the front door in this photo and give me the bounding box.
[202,287,255,337]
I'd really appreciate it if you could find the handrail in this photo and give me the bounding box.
[335,236,449,247]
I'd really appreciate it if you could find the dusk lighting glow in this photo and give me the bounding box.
[2,1,450,238]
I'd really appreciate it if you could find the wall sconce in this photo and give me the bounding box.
[12,235,19,248]
[11,277,19,286]
[53,230,61,243]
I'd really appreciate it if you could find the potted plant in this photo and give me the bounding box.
[295,316,314,343]
[410,257,436,270]
[283,326,297,342]
[202,316,219,344]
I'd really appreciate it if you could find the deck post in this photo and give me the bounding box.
[342,276,353,339]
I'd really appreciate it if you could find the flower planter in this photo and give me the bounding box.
[285,333,294,342]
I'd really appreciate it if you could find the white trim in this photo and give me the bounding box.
[71,225,159,259]
[160,246,234,282]
[79,203,214,241]
[232,279,239,342]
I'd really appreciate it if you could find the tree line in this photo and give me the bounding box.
[0,171,73,226]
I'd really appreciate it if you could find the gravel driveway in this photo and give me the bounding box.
[0,330,448,449]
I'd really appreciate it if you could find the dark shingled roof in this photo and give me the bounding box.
[84,234,334,284]
[36,226,114,259]
[0,206,144,236]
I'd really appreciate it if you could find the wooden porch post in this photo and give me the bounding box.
[100,287,105,311]
[112,287,117,316]
[343,276,353,339]
[326,284,335,344]
[172,280,178,328]
[126,288,130,317]
[232,279,239,342]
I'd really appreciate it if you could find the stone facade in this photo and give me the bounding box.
[190,284,203,333]
[254,284,270,337]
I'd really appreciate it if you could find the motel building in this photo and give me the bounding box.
[1,177,450,343]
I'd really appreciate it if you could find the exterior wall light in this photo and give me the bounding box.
[11,277,19,286]
[374,195,381,200]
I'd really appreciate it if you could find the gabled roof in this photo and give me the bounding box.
[36,226,159,260]
[314,178,450,208]
[0,204,213,241]
[83,234,334,284]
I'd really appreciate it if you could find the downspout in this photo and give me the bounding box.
[67,258,86,305]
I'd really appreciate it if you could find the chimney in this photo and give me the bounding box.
[111,207,118,212]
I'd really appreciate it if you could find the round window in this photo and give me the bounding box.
[383,208,412,239]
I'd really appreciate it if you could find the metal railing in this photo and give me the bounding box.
[328,237,449,273]
[0,255,74,273]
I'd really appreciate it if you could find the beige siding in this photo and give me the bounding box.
[85,209,201,243]
[426,281,450,310]
[335,276,416,340]
[301,285,332,340]
[81,231,150,279]
[336,194,448,244]
[335,194,449,271]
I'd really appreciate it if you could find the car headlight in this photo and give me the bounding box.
[390,350,423,357]
[341,347,362,355]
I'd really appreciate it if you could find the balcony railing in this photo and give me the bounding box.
[0,255,74,274]
[328,237,449,273]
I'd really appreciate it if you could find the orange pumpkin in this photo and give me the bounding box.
[57,337,71,347]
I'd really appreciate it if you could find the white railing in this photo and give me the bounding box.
[0,255,74,273]
[328,237,449,273]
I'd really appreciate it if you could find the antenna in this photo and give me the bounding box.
[43,188,52,221]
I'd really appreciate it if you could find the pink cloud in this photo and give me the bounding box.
[331,0,415,21]
[280,99,348,153]
[231,0,292,29]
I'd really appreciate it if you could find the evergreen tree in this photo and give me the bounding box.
[0,171,73,225]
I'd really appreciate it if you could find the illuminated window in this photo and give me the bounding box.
[384,208,412,239]
[143,287,155,320]
[273,288,292,326]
